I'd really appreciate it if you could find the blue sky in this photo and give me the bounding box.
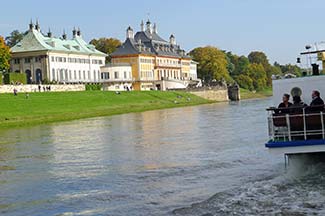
[1,0,324,65]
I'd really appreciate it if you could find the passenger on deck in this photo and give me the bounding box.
[277,94,292,113]
[309,90,324,112]
[278,93,292,108]
[310,90,324,106]
[292,95,307,108]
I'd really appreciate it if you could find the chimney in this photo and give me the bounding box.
[169,34,176,45]
[35,19,40,31]
[77,27,81,36]
[29,19,34,31]
[126,26,134,39]
[47,28,52,37]
[146,19,152,33]
[72,27,77,38]
[62,30,67,40]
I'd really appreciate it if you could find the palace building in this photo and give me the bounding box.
[10,21,106,84]
[110,20,199,90]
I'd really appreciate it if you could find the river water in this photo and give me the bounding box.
[1,99,325,216]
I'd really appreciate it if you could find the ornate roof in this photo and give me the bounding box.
[111,21,191,59]
[11,27,107,56]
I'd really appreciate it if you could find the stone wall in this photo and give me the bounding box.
[188,87,229,102]
[0,84,85,93]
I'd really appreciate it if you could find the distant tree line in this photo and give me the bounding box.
[190,46,302,91]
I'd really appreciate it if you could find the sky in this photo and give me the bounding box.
[1,0,325,65]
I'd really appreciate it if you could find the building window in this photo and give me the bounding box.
[14,59,20,64]
[24,58,31,63]
[79,70,81,80]
[51,56,55,62]
[88,70,90,80]
[83,71,86,80]
[101,72,110,79]
[74,70,77,80]
[114,71,119,79]
[124,71,127,79]
[35,57,41,63]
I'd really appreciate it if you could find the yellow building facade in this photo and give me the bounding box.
[111,20,196,90]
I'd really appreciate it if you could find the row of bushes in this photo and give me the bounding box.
[85,84,102,91]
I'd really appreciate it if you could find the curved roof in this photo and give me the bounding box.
[11,28,107,56]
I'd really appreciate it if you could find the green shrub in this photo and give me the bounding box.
[4,72,27,84]
[85,84,102,91]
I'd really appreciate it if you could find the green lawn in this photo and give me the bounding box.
[0,91,211,129]
[240,87,273,100]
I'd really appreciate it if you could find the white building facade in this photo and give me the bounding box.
[100,63,133,90]
[10,21,106,84]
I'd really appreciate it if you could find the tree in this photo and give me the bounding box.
[89,38,121,63]
[248,51,269,69]
[0,36,11,71]
[243,63,267,90]
[278,63,302,77]
[235,74,254,91]
[235,55,250,76]
[5,30,24,47]
[189,46,232,83]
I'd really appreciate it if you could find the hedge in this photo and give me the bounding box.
[4,72,27,84]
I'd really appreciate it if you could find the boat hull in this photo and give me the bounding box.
[265,139,325,155]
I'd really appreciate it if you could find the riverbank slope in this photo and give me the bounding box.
[240,88,273,100]
[0,91,211,129]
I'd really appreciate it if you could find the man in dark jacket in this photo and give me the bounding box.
[310,90,324,106]
[308,90,324,112]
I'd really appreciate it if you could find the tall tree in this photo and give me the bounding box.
[89,38,121,63]
[243,63,267,90]
[248,51,269,69]
[189,46,232,83]
[0,36,11,72]
[5,30,24,47]
[235,55,250,76]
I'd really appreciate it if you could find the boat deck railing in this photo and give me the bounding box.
[267,106,325,142]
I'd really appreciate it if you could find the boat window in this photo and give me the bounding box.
[291,87,302,97]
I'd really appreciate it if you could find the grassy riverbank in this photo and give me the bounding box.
[240,88,273,100]
[0,91,211,129]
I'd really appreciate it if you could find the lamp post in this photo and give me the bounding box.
[305,45,312,75]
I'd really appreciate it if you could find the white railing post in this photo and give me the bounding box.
[286,114,291,141]
[303,108,307,140]
[321,112,325,139]
[270,113,275,140]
